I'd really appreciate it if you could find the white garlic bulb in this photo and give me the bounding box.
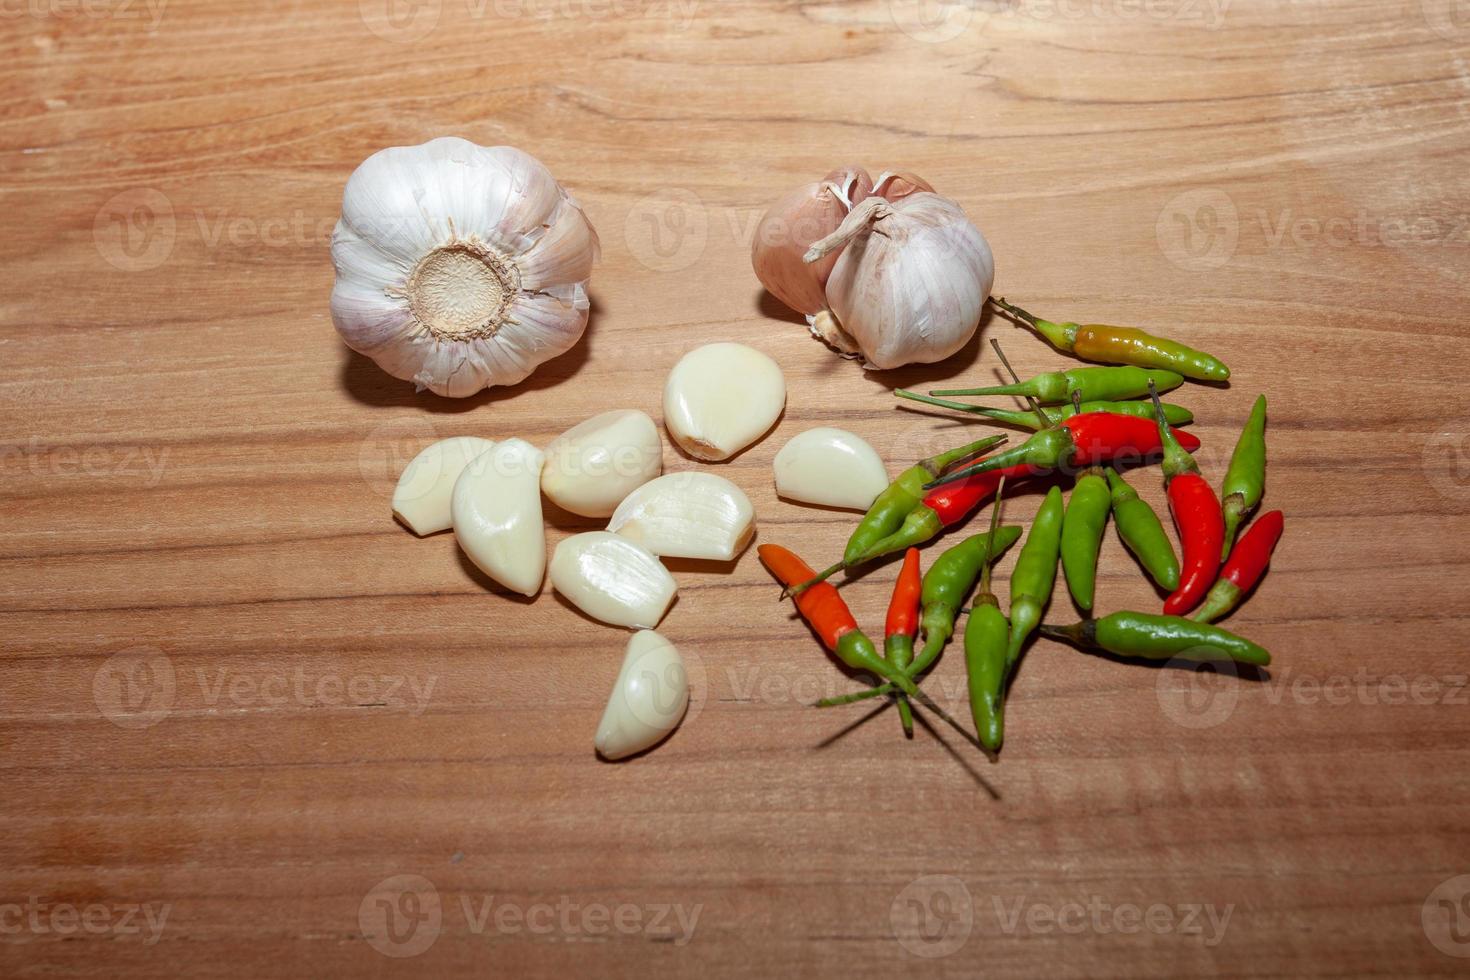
[750,166,872,316]
[330,136,599,397]
[807,194,993,370]
[751,168,994,371]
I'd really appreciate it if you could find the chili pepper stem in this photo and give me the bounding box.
[988,295,1038,326]
[921,434,1009,476]
[781,559,844,599]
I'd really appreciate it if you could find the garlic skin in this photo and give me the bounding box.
[541,410,662,518]
[871,170,934,202]
[392,436,496,535]
[550,532,676,629]
[663,343,785,461]
[773,427,890,511]
[607,472,755,561]
[330,137,598,397]
[595,630,689,760]
[751,166,872,315]
[451,438,546,596]
[808,193,993,370]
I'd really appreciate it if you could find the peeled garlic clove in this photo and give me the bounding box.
[607,472,755,561]
[451,438,546,596]
[550,532,676,629]
[807,194,994,371]
[773,427,890,511]
[595,630,689,760]
[391,436,496,535]
[540,409,662,518]
[663,343,785,461]
[750,166,872,315]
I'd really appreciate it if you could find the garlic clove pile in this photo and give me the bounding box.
[450,438,546,596]
[541,409,663,518]
[772,427,890,511]
[750,166,872,316]
[807,193,994,371]
[550,532,676,629]
[663,343,785,461]
[392,436,496,535]
[607,472,755,561]
[595,630,690,760]
[329,137,599,397]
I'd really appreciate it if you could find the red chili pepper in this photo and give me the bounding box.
[1148,383,1224,616]
[1191,511,1284,623]
[1064,412,1201,465]
[926,413,1200,489]
[922,463,1036,526]
[1163,475,1224,615]
[884,547,923,737]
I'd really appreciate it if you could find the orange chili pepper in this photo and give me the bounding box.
[759,544,858,649]
[884,548,922,641]
[758,544,920,697]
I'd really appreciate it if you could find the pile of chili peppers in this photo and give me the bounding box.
[760,297,1285,756]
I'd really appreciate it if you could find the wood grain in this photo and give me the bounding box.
[3,0,1470,975]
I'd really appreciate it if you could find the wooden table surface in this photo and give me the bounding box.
[5,0,1470,975]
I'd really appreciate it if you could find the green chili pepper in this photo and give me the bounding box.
[990,297,1231,382]
[964,478,1012,752]
[782,435,1007,594]
[1005,486,1064,668]
[1220,394,1267,560]
[911,525,1023,675]
[1105,467,1179,591]
[1038,611,1271,666]
[813,524,1021,709]
[1060,467,1111,612]
[894,390,1194,430]
[931,366,1184,405]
